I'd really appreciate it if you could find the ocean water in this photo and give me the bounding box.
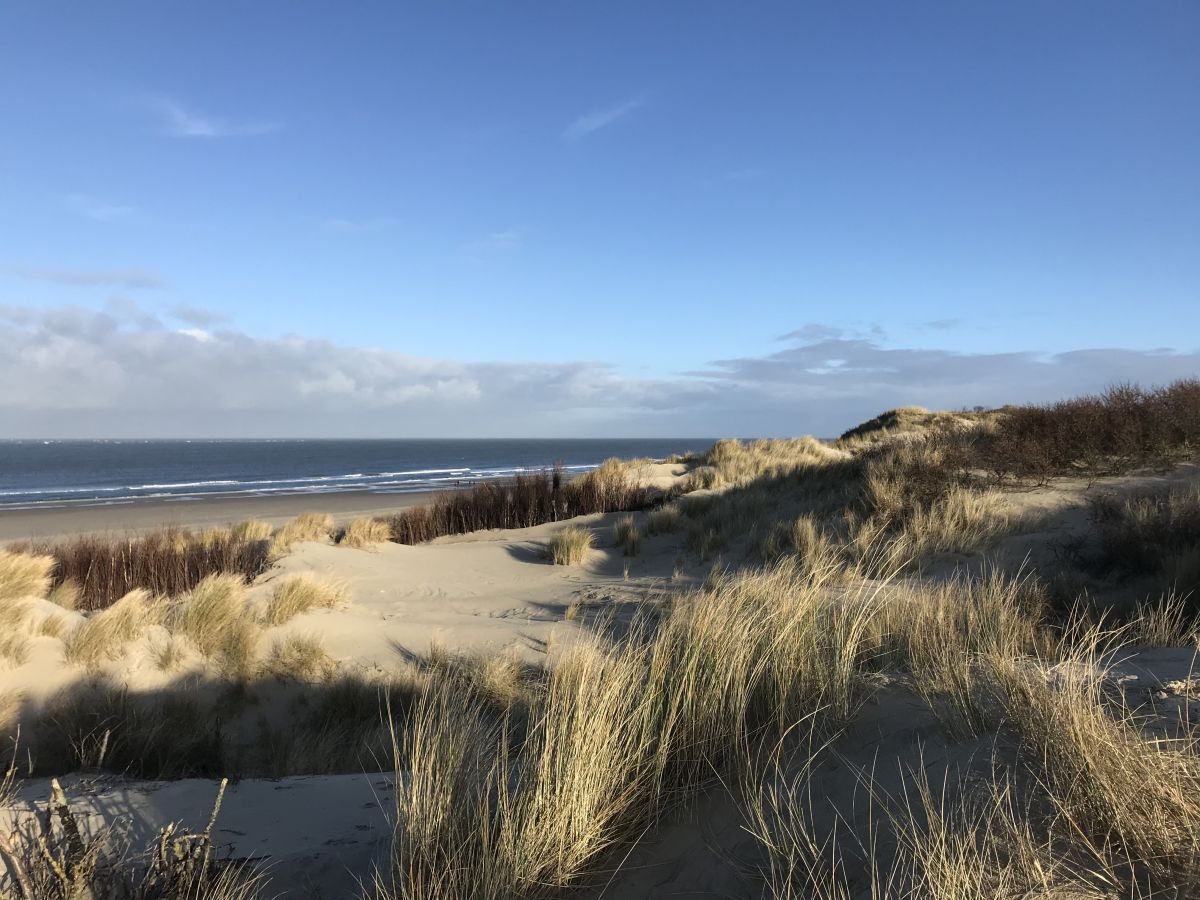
[0,439,710,510]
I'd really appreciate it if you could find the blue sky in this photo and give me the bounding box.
[1,3,1198,437]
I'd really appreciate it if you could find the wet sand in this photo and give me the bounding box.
[0,489,440,542]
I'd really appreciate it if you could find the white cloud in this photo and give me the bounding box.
[0,303,1195,438]
[151,96,280,139]
[563,98,642,142]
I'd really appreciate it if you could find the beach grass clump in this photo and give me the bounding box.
[612,515,641,556]
[230,518,274,542]
[993,639,1200,884]
[36,611,70,640]
[47,578,81,611]
[1088,483,1200,600]
[13,528,271,612]
[171,574,260,678]
[338,516,392,549]
[688,437,850,490]
[547,526,595,566]
[645,503,681,535]
[267,512,336,559]
[63,588,164,671]
[262,634,336,681]
[0,550,55,601]
[0,623,31,666]
[261,573,345,626]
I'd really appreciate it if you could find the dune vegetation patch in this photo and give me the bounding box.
[547,526,595,566]
[262,573,345,626]
[170,574,260,678]
[612,515,641,556]
[13,527,271,612]
[63,588,164,671]
[338,516,392,549]
[0,550,55,602]
[268,511,336,559]
[387,461,654,544]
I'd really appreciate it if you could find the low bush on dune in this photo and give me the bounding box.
[14,527,271,612]
[977,379,1200,480]
[386,462,653,544]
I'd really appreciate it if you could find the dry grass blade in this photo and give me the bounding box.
[63,588,163,671]
[263,633,336,681]
[172,573,260,678]
[339,517,392,549]
[547,526,595,566]
[0,551,55,601]
[262,573,345,626]
[268,512,336,559]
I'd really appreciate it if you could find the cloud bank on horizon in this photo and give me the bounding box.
[1,300,1196,440]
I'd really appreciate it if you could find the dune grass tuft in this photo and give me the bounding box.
[0,550,55,601]
[262,574,345,626]
[230,519,274,542]
[645,503,681,535]
[171,574,260,678]
[64,588,163,671]
[262,633,336,681]
[268,512,336,559]
[612,515,641,556]
[47,578,81,611]
[338,517,392,549]
[547,526,595,565]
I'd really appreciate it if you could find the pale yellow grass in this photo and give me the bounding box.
[379,557,889,899]
[230,518,274,542]
[262,633,335,681]
[0,550,54,601]
[47,578,81,610]
[64,589,163,671]
[690,437,849,489]
[171,573,260,678]
[547,526,594,565]
[993,634,1200,881]
[338,517,391,549]
[268,511,335,559]
[262,573,345,626]
[36,612,70,640]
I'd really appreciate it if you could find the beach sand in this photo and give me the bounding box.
[0,488,443,542]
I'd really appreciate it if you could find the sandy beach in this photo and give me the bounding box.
[0,489,446,542]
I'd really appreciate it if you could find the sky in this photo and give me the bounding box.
[1,2,1197,438]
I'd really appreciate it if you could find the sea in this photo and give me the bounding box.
[0,439,711,510]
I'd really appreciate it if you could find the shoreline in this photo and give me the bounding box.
[0,489,444,542]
